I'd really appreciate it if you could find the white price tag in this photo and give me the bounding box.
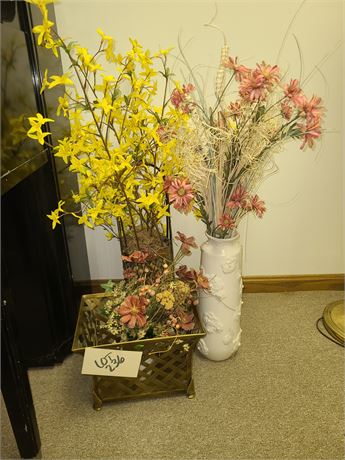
[81,348,143,378]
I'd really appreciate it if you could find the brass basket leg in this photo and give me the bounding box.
[187,378,195,399]
[92,390,103,411]
[92,376,103,410]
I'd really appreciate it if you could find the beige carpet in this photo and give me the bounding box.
[1,291,344,460]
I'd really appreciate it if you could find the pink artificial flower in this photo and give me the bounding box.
[226,185,248,209]
[166,177,194,214]
[170,84,195,113]
[251,195,266,218]
[224,56,250,82]
[123,268,135,279]
[170,88,184,109]
[297,95,323,123]
[255,62,280,86]
[218,213,236,230]
[122,250,149,263]
[176,308,195,331]
[227,101,242,116]
[293,93,308,110]
[183,83,195,94]
[284,79,302,104]
[118,295,148,329]
[239,72,267,102]
[163,175,174,193]
[194,269,210,290]
[175,231,198,255]
[176,265,195,282]
[298,119,322,149]
[157,125,174,143]
[281,101,293,120]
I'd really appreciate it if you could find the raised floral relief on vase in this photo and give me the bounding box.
[197,232,243,361]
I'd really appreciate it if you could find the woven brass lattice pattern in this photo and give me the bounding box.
[72,293,205,409]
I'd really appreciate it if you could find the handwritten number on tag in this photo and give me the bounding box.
[94,352,125,372]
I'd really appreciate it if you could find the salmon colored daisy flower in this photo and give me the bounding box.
[226,185,248,209]
[218,214,236,231]
[239,73,266,102]
[250,195,266,218]
[166,177,194,214]
[224,56,250,82]
[118,295,148,329]
[255,62,280,86]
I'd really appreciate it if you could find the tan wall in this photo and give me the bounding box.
[54,0,344,279]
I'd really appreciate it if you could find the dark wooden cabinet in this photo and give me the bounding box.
[1,3,90,456]
[1,1,89,366]
[2,162,76,366]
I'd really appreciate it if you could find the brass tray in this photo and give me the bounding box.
[322,299,344,345]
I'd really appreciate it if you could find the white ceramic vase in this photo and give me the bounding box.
[197,232,243,361]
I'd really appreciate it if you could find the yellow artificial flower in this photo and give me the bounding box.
[28,112,54,128]
[193,208,203,220]
[156,290,175,310]
[69,155,88,174]
[47,199,65,229]
[77,214,94,229]
[54,138,72,163]
[156,205,170,220]
[97,28,115,62]
[44,35,60,58]
[94,97,113,115]
[48,74,74,89]
[228,118,237,131]
[25,0,54,9]
[153,46,174,57]
[76,46,103,72]
[136,192,161,208]
[40,69,49,93]
[87,201,106,224]
[105,231,114,241]
[72,193,81,203]
[57,93,69,117]
[32,18,54,46]
[47,210,61,229]
[27,129,50,145]
[27,113,54,145]
[57,200,65,212]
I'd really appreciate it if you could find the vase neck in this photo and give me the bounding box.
[205,232,240,244]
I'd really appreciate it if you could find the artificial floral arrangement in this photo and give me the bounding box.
[25,0,190,256]
[91,232,209,343]
[25,0,209,347]
[164,36,324,239]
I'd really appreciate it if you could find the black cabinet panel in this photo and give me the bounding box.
[2,161,76,366]
[1,293,41,458]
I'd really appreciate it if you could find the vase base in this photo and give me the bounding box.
[197,339,240,362]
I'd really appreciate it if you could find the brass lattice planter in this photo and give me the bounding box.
[72,293,206,410]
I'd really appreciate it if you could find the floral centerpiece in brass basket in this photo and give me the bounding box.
[25,0,208,408]
[72,234,208,409]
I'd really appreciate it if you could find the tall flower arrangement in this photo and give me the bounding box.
[165,39,323,238]
[26,0,189,254]
[25,0,211,345]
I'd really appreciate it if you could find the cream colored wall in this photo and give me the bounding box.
[54,0,343,279]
